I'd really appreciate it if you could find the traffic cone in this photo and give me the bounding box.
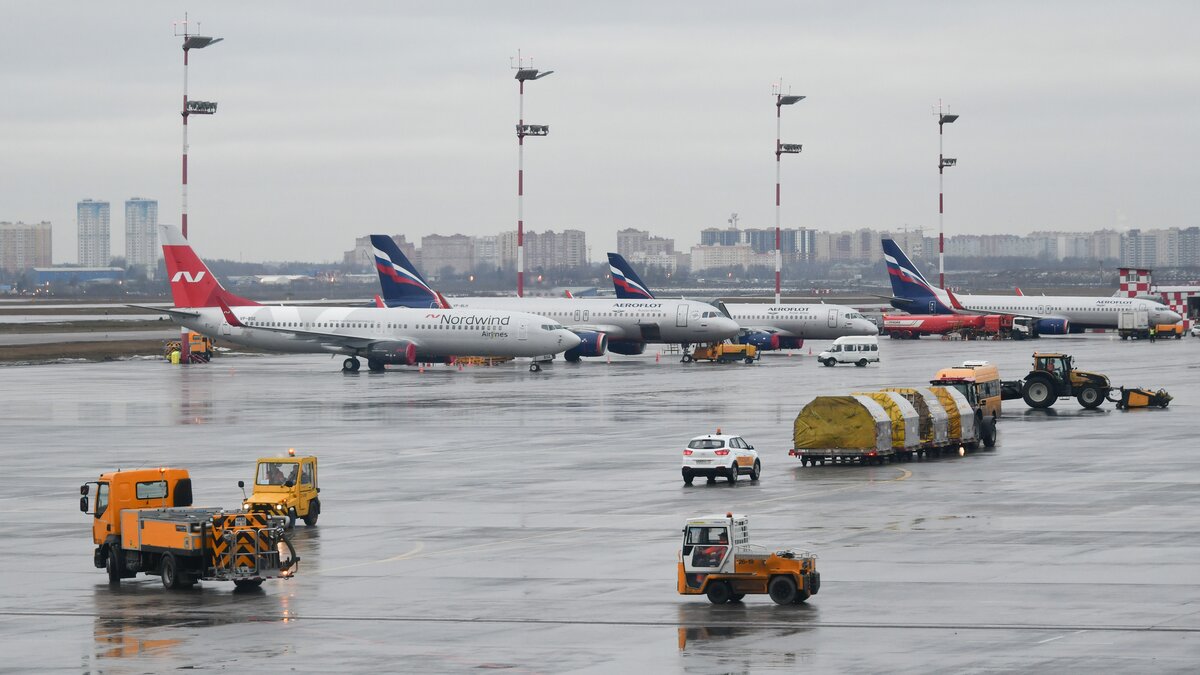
[419,365,425,374]
[808,347,812,355]
[656,352,661,363]
[458,364,464,371]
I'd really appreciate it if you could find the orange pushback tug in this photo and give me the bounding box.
[81,468,298,591]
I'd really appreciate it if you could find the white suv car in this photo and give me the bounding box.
[682,432,760,485]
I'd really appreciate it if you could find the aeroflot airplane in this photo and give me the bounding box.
[369,235,740,361]
[881,238,1181,333]
[137,225,580,373]
[606,253,879,349]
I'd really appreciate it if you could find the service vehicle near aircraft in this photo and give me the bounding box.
[682,431,761,485]
[81,467,298,590]
[678,513,819,605]
[240,450,319,528]
[817,335,880,367]
[687,342,758,364]
[930,360,1002,440]
[1001,352,1113,410]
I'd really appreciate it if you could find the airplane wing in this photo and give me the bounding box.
[126,304,202,320]
[216,299,407,351]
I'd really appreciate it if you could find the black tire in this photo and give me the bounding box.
[233,579,264,591]
[681,354,693,363]
[106,546,123,584]
[793,588,811,604]
[726,464,738,484]
[856,359,868,367]
[302,500,320,526]
[749,460,761,481]
[342,357,359,373]
[564,352,581,363]
[529,363,541,372]
[822,358,835,367]
[744,357,754,365]
[367,358,385,373]
[768,575,798,605]
[682,469,694,486]
[1022,378,1056,409]
[706,580,733,604]
[160,553,183,590]
[981,418,997,448]
[1077,386,1104,409]
[730,593,746,602]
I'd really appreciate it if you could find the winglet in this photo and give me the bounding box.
[565,289,574,299]
[217,297,245,328]
[946,288,967,311]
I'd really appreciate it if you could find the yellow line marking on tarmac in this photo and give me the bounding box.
[320,467,912,573]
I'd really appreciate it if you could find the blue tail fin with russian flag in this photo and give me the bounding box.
[370,235,447,309]
[607,252,656,300]
[881,238,953,314]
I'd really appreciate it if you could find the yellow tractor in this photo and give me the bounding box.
[686,342,758,364]
[1018,352,1111,409]
[240,450,320,528]
[678,513,819,605]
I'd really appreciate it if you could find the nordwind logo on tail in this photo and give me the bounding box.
[171,271,206,283]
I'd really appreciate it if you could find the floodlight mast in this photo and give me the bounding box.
[512,51,553,297]
[174,15,221,363]
[936,100,958,289]
[774,81,805,304]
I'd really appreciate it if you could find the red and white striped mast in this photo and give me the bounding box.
[173,16,221,362]
[936,100,958,289]
[773,81,804,305]
[512,52,552,297]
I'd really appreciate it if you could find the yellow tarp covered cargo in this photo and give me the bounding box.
[793,395,892,454]
[881,387,951,449]
[853,391,921,452]
[929,386,977,444]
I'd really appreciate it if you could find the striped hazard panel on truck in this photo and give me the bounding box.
[210,512,273,574]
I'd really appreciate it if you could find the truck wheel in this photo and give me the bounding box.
[768,575,798,605]
[1022,378,1055,409]
[287,508,297,529]
[730,593,746,602]
[303,500,320,526]
[726,464,738,484]
[744,357,754,365]
[750,460,761,481]
[160,553,183,590]
[822,358,835,367]
[856,359,868,367]
[234,579,264,591]
[793,588,811,604]
[106,546,123,584]
[1077,386,1104,409]
[706,581,733,604]
[981,418,997,448]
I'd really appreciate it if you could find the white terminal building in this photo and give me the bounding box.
[124,198,159,279]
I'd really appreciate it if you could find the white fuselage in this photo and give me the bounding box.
[938,293,1180,329]
[723,303,879,339]
[177,305,579,357]
[444,297,741,344]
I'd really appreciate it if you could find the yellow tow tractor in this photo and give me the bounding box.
[81,467,298,590]
[678,512,819,605]
[240,450,320,528]
[164,331,214,364]
[686,342,758,364]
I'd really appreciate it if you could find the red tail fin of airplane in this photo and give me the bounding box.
[159,225,260,308]
[946,288,967,311]
[1015,287,1024,296]
[564,289,574,299]
[435,291,452,309]
[374,294,386,308]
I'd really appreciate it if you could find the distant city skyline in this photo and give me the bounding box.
[2,2,1197,263]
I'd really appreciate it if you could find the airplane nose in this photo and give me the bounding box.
[561,330,582,349]
[857,320,880,335]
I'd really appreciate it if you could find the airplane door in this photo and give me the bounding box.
[573,309,581,322]
[221,321,232,336]
[518,320,528,341]
[583,309,589,322]
[827,309,838,328]
[676,305,688,328]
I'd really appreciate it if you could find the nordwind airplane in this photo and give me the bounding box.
[606,252,879,350]
[369,235,740,361]
[136,225,580,373]
[881,238,1181,333]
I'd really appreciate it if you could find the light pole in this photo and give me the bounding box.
[774,84,804,304]
[936,101,958,289]
[512,54,553,297]
[174,17,221,362]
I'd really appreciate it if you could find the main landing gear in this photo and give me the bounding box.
[342,357,360,373]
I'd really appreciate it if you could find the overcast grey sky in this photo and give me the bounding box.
[2,1,1197,263]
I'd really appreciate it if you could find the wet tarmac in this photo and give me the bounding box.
[1,334,1198,673]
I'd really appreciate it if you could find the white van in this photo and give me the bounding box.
[818,335,880,367]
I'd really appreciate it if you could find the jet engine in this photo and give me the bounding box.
[365,341,417,365]
[564,331,608,362]
[737,331,780,351]
[607,339,646,356]
[1034,318,1070,335]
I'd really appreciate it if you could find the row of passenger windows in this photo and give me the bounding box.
[244,318,562,332]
